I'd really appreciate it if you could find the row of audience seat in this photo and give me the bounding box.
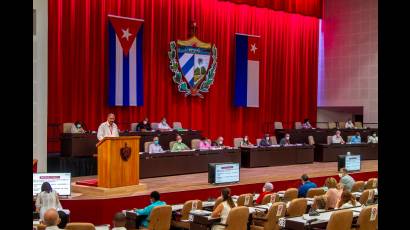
[62,122,184,133]
[62,120,366,133]
[36,177,377,230]
[143,133,376,152]
[274,121,364,130]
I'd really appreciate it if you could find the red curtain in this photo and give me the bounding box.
[48,0,319,152]
[220,0,323,18]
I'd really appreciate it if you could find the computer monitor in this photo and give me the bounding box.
[33,173,71,196]
[208,162,240,184]
[337,155,361,172]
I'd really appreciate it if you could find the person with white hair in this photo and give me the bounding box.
[255,182,274,204]
[43,208,63,230]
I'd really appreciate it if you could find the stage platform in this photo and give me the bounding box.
[68,160,378,200]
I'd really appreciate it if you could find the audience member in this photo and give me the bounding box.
[336,191,361,209]
[298,174,317,197]
[43,208,63,230]
[311,195,327,212]
[112,212,127,230]
[134,191,166,228]
[339,168,355,192]
[325,183,344,209]
[255,182,274,204]
[211,188,236,230]
[36,182,63,220]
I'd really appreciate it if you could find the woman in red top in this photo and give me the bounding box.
[255,182,274,204]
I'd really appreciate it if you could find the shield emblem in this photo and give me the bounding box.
[178,45,211,89]
[169,36,217,97]
[120,143,131,161]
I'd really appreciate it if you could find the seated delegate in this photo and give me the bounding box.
[331,130,345,144]
[148,136,164,154]
[240,135,253,147]
[345,119,354,129]
[157,117,172,131]
[349,132,361,144]
[302,118,314,129]
[199,137,212,150]
[259,134,272,147]
[70,121,86,133]
[171,134,190,151]
[367,131,378,143]
[136,117,152,131]
[279,133,291,146]
[212,136,226,148]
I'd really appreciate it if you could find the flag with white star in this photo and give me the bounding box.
[234,33,260,107]
[108,15,144,106]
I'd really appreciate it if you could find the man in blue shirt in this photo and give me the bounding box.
[135,191,166,228]
[350,132,361,144]
[298,174,317,197]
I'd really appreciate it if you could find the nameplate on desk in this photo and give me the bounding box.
[190,210,212,216]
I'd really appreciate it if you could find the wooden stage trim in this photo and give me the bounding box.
[71,183,147,197]
[68,160,378,200]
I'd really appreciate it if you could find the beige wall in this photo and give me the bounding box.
[318,0,378,124]
[317,109,353,123]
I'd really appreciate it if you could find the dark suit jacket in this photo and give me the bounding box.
[279,138,290,145]
[259,139,271,146]
[136,122,152,131]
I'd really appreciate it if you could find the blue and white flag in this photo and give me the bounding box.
[108,15,144,106]
[233,33,260,107]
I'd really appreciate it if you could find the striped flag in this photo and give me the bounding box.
[108,15,144,106]
[233,33,260,107]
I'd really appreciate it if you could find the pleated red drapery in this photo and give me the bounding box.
[48,0,319,152]
[220,0,323,18]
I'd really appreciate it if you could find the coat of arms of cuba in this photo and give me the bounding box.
[168,35,217,98]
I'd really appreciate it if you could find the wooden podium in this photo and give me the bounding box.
[96,136,140,188]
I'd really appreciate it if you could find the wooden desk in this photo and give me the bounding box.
[60,130,202,157]
[314,143,378,162]
[139,148,241,178]
[240,145,314,168]
[190,215,221,230]
[283,207,363,230]
[125,211,146,229]
[276,129,378,145]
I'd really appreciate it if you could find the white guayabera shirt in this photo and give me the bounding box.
[97,121,119,141]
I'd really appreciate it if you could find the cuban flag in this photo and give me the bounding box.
[233,33,260,107]
[108,15,144,106]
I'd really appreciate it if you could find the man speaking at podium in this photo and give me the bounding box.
[97,113,120,141]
